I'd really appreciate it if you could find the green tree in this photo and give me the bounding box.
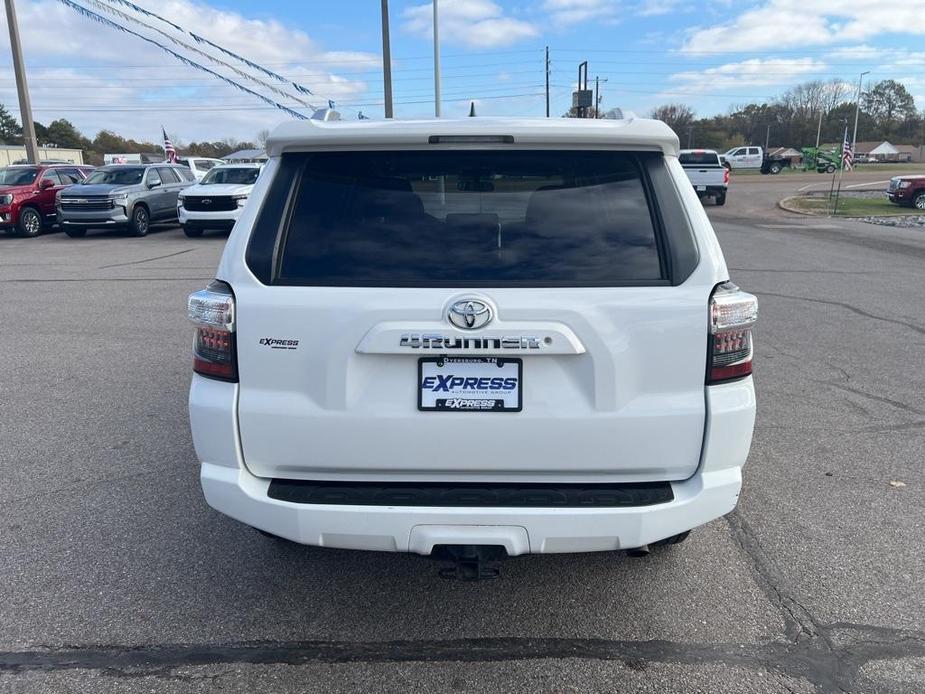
[45,119,84,149]
[92,130,128,153]
[0,104,22,144]
[864,80,917,135]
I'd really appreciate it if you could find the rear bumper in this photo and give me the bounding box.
[201,461,741,553]
[693,185,726,197]
[191,375,755,554]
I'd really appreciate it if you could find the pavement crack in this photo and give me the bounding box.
[2,635,923,693]
[729,268,872,276]
[758,292,925,336]
[0,277,212,283]
[827,382,925,417]
[97,248,195,269]
[726,511,824,645]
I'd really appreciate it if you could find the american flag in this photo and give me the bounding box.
[162,127,177,163]
[842,126,853,171]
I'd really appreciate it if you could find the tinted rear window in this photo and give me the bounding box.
[270,151,665,287]
[679,151,720,166]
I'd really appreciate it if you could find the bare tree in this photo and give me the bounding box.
[256,128,271,148]
[649,104,695,134]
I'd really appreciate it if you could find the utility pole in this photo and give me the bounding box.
[594,76,599,119]
[545,46,550,118]
[433,0,441,117]
[765,123,771,150]
[594,76,608,119]
[380,0,394,118]
[687,127,693,149]
[850,70,870,170]
[4,0,39,164]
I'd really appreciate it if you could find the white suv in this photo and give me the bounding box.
[177,156,226,181]
[177,164,261,237]
[187,117,757,564]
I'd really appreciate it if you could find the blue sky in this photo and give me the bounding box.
[1,0,924,143]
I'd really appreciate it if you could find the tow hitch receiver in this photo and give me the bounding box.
[434,545,506,581]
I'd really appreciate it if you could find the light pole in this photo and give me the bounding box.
[815,108,824,149]
[380,0,393,118]
[765,123,771,150]
[4,0,39,164]
[850,70,870,167]
[433,0,441,118]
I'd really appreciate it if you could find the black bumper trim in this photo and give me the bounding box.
[267,479,674,507]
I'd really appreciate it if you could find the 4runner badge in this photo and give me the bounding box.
[448,299,492,330]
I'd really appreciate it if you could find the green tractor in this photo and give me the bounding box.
[801,147,840,174]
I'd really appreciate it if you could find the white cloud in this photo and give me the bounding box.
[824,45,891,61]
[637,0,683,17]
[667,57,827,95]
[0,0,379,143]
[681,1,925,54]
[402,0,538,49]
[541,0,620,25]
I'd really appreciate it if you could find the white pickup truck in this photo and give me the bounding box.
[722,146,763,170]
[680,149,728,206]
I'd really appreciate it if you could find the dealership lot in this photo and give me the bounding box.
[1,184,924,693]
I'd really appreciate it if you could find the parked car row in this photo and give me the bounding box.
[0,161,262,238]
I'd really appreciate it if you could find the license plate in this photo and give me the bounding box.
[695,185,706,191]
[418,357,522,412]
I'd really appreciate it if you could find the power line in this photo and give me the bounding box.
[25,91,550,112]
[53,0,312,118]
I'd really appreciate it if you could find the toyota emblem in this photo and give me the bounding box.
[448,299,492,330]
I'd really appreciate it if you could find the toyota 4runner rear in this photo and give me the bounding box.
[187,116,757,561]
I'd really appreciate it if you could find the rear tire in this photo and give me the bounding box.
[714,193,726,206]
[913,192,925,211]
[183,226,204,238]
[129,205,149,237]
[17,207,43,237]
[826,164,836,174]
[64,227,87,238]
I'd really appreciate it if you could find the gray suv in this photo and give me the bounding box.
[58,164,194,237]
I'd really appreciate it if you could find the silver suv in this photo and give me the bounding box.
[58,164,195,237]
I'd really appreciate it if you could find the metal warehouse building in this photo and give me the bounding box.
[0,145,85,166]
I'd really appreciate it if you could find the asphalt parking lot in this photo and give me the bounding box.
[1,181,924,692]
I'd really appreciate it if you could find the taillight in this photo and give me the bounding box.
[188,280,237,381]
[723,167,730,185]
[708,282,757,384]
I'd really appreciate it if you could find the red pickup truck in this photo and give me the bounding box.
[0,164,94,237]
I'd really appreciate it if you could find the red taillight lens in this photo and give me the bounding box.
[708,282,757,385]
[193,326,237,380]
[723,167,730,185]
[188,280,237,382]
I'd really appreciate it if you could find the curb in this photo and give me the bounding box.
[777,196,825,217]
